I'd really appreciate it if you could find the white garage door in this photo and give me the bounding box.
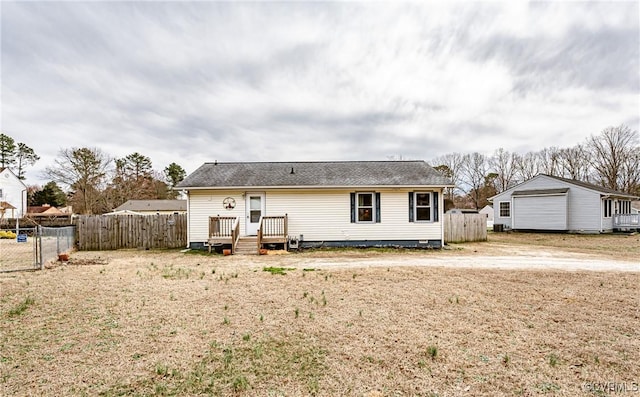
[513,194,568,230]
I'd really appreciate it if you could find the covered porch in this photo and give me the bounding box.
[613,214,639,230]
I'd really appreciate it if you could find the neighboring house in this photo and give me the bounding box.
[479,205,494,229]
[446,208,479,214]
[58,206,74,215]
[0,201,18,220]
[113,199,187,215]
[177,161,454,251]
[489,174,639,233]
[102,209,144,216]
[27,205,66,216]
[0,167,27,219]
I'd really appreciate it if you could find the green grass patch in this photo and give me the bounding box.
[161,264,192,280]
[182,249,216,256]
[99,335,326,396]
[8,297,35,317]
[262,266,296,275]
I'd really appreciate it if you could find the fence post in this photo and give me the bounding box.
[38,225,44,270]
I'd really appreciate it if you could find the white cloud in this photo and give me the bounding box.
[1,1,637,185]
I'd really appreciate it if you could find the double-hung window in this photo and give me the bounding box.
[414,192,432,221]
[409,192,439,222]
[499,202,510,217]
[350,192,381,223]
[357,192,374,222]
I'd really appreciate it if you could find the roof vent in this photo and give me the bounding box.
[290,167,295,174]
[214,160,218,165]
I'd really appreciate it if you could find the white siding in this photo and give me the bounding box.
[494,200,512,229]
[513,195,567,230]
[492,175,603,232]
[188,188,443,243]
[188,190,246,242]
[0,169,27,218]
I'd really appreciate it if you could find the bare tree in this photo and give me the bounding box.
[537,147,562,176]
[45,147,112,214]
[431,152,464,201]
[557,144,590,181]
[460,152,488,209]
[587,124,638,192]
[514,151,539,182]
[489,148,518,193]
[619,148,640,195]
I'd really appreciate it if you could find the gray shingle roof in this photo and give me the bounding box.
[542,174,639,198]
[177,161,453,188]
[512,188,569,196]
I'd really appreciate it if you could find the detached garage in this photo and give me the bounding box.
[512,188,569,230]
[490,174,638,233]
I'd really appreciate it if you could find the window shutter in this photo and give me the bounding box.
[350,193,356,223]
[408,192,414,222]
[375,192,381,223]
[433,192,439,222]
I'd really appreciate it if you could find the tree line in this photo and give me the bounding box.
[432,124,640,210]
[1,133,186,215]
[42,147,186,214]
[4,124,638,214]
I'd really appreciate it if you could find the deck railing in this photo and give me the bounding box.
[208,216,239,253]
[209,216,238,237]
[230,217,240,254]
[257,214,288,253]
[613,213,639,228]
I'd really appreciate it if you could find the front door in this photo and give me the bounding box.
[245,193,265,235]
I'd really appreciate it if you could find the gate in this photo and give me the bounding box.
[0,225,75,273]
[443,213,488,243]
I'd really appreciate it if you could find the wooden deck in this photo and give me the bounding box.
[257,215,288,252]
[207,215,288,254]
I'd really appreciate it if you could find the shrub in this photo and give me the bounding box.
[0,231,17,239]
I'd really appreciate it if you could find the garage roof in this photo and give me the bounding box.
[512,188,569,196]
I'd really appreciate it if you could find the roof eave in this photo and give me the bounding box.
[180,184,455,190]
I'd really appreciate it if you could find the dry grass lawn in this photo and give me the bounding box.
[1,233,639,396]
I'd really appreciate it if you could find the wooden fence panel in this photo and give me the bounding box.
[76,214,187,250]
[444,213,487,243]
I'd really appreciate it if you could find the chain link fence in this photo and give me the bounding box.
[38,226,75,267]
[0,226,75,273]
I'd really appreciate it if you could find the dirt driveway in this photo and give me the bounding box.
[210,242,638,272]
[67,232,640,273]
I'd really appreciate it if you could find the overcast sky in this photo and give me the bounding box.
[1,1,638,185]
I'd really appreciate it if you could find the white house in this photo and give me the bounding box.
[0,167,27,220]
[489,174,639,233]
[177,161,454,252]
[479,205,494,229]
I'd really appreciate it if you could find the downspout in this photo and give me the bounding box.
[185,190,190,248]
[440,188,444,248]
[510,196,514,230]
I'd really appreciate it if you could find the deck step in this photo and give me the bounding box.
[234,237,258,255]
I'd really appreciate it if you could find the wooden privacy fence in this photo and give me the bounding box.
[444,213,487,243]
[76,214,187,250]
